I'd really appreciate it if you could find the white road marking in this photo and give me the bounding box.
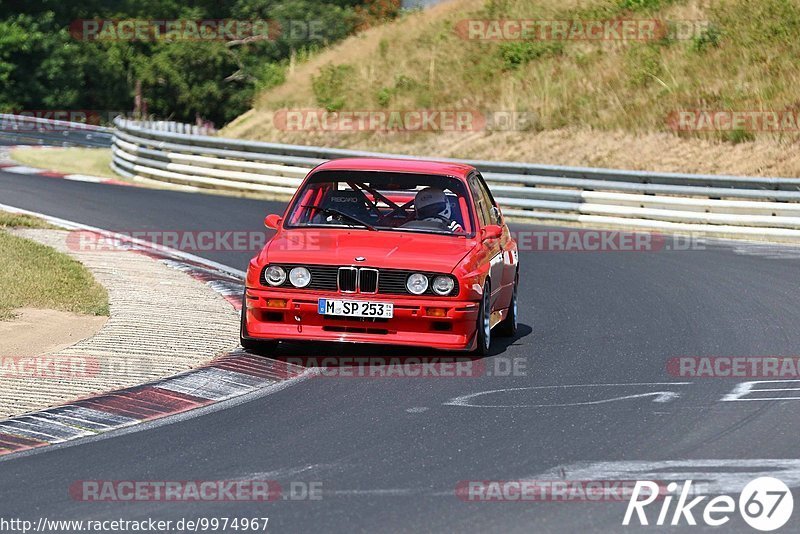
[444,383,691,408]
[64,174,105,183]
[727,242,800,260]
[722,380,800,402]
[3,165,43,174]
[531,460,800,495]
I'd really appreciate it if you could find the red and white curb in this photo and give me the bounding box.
[0,352,305,455]
[0,161,132,187]
[0,203,308,457]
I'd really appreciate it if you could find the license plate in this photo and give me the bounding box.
[318,299,393,319]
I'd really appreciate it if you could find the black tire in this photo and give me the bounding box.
[241,336,278,354]
[473,281,492,356]
[496,272,518,338]
[240,293,278,355]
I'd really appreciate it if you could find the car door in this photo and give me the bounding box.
[472,173,517,311]
[468,173,505,311]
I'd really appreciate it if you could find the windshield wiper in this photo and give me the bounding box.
[302,205,377,231]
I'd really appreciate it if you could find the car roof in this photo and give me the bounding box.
[309,158,476,179]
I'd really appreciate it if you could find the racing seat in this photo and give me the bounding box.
[314,188,376,224]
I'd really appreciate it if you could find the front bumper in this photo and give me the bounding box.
[243,288,480,351]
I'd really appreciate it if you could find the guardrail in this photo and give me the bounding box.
[0,114,114,148]
[123,119,217,136]
[111,117,800,240]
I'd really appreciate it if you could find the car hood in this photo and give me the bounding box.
[265,229,475,273]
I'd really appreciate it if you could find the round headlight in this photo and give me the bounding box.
[264,265,287,286]
[406,273,429,295]
[289,266,311,288]
[432,275,455,295]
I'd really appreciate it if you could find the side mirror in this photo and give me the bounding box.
[481,225,502,241]
[264,214,283,230]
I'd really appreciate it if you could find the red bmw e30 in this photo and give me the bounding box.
[241,158,519,355]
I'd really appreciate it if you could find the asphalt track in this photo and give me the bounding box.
[2,170,800,532]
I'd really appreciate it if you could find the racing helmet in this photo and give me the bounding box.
[415,187,451,220]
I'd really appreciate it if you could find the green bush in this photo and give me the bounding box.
[312,63,355,111]
[376,87,393,107]
[498,41,564,71]
[725,128,756,144]
[255,63,287,92]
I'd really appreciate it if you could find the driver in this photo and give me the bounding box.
[414,187,463,233]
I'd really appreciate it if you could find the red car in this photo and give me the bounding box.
[241,158,519,355]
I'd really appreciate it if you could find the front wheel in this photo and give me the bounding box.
[473,282,492,356]
[241,337,278,355]
[496,273,518,338]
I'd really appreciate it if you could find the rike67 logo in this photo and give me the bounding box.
[624,477,793,531]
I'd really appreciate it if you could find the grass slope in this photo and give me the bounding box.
[222,0,800,177]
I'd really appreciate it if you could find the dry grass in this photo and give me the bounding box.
[222,0,800,177]
[10,148,117,180]
[0,212,57,230]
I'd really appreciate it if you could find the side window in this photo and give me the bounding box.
[468,175,492,227]
[475,174,502,225]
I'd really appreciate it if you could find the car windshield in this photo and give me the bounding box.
[285,170,473,236]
